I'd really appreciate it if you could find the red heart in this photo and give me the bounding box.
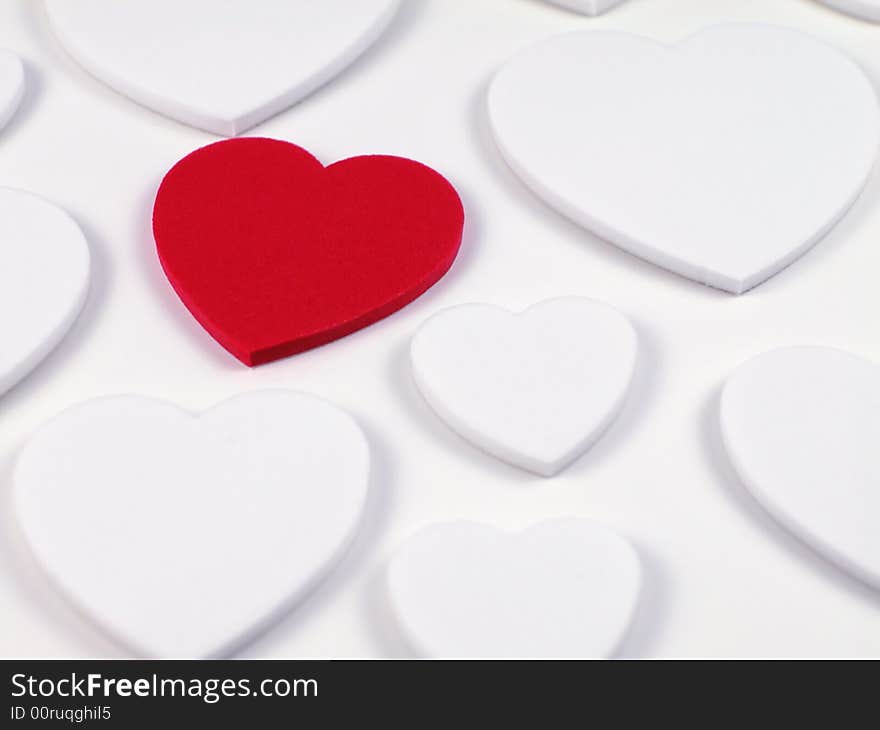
[152,138,464,366]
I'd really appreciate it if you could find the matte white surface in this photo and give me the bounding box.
[13,392,370,657]
[43,0,400,135]
[489,24,880,293]
[2,0,880,659]
[0,49,24,131]
[411,298,637,476]
[721,347,880,590]
[387,519,641,657]
[818,0,880,22]
[0,188,90,397]
[542,0,626,17]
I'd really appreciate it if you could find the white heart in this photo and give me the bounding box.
[410,297,637,476]
[540,0,626,16]
[0,50,24,132]
[387,519,641,658]
[488,25,880,293]
[818,0,880,22]
[0,188,90,396]
[720,347,880,589]
[13,391,370,657]
[44,0,400,136]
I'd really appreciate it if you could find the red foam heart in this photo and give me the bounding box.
[153,138,464,366]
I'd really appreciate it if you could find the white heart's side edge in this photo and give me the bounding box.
[0,188,91,397]
[385,518,643,658]
[11,391,371,657]
[488,130,871,295]
[0,50,25,132]
[718,346,880,591]
[409,298,638,477]
[487,26,880,295]
[542,0,626,16]
[817,0,880,22]
[43,1,402,136]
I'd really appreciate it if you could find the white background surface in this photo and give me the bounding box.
[0,0,877,658]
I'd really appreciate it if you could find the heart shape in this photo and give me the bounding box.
[44,0,400,135]
[410,297,637,476]
[387,519,641,657]
[0,50,24,132]
[153,138,464,366]
[13,391,370,657]
[488,25,880,293]
[0,188,90,396]
[818,0,880,22]
[541,0,626,15]
[720,347,880,589]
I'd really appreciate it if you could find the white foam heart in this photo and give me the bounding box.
[387,519,641,658]
[410,297,637,476]
[13,391,370,657]
[0,50,24,132]
[44,0,400,136]
[540,0,626,15]
[818,0,880,22]
[488,25,880,293]
[0,188,90,396]
[720,347,880,589]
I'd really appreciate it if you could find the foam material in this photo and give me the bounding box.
[0,49,24,132]
[542,0,626,15]
[410,297,637,476]
[818,0,880,21]
[43,0,400,135]
[153,138,464,366]
[720,347,880,589]
[387,519,641,658]
[489,25,880,293]
[0,188,90,396]
[13,391,370,657]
